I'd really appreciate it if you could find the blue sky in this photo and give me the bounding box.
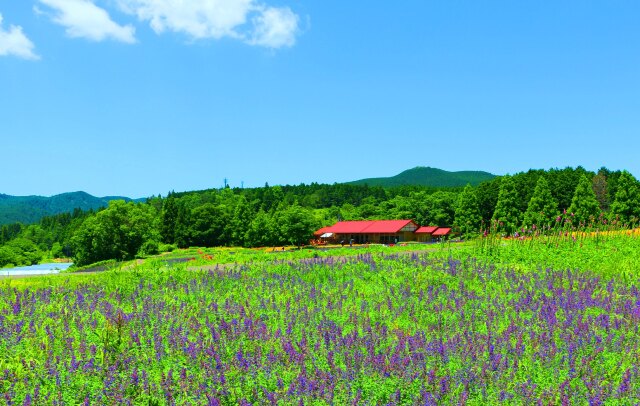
[1,1,639,198]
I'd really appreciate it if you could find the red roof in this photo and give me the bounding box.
[313,226,332,237]
[318,220,417,235]
[363,220,417,233]
[432,227,452,236]
[415,226,439,234]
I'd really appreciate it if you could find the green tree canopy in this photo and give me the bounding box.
[592,171,609,211]
[0,238,42,267]
[609,170,640,225]
[245,210,275,248]
[523,176,558,230]
[275,204,317,247]
[160,194,178,244]
[567,175,601,227]
[72,200,158,266]
[492,175,521,235]
[454,184,482,237]
[190,203,227,247]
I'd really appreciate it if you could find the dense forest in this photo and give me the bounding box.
[1,166,639,268]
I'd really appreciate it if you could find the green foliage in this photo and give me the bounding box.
[229,195,255,246]
[567,175,601,226]
[453,184,481,237]
[475,177,501,223]
[492,175,521,234]
[523,176,559,229]
[190,203,228,247]
[547,166,591,211]
[592,170,609,211]
[347,166,496,187]
[72,200,159,266]
[160,194,178,244]
[50,242,64,259]
[4,237,640,403]
[610,170,640,225]
[275,204,317,246]
[245,209,275,248]
[1,166,637,268]
[0,246,18,267]
[0,238,42,267]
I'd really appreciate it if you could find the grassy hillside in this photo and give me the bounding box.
[0,191,139,225]
[347,166,496,188]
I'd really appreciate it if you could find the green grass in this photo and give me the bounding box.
[2,233,640,403]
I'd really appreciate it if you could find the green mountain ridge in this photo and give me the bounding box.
[0,191,140,225]
[346,166,497,188]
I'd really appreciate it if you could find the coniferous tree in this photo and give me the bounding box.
[609,170,640,225]
[567,175,601,227]
[174,202,192,248]
[475,178,501,222]
[523,176,558,229]
[454,184,482,237]
[592,171,609,211]
[160,194,178,244]
[230,195,255,246]
[492,175,521,235]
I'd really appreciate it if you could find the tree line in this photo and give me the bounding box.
[1,166,638,268]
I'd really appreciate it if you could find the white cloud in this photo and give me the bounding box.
[249,6,298,48]
[118,0,300,48]
[0,13,40,60]
[38,0,136,43]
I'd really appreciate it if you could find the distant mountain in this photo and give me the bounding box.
[0,191,142,225]
[346,166,497,188]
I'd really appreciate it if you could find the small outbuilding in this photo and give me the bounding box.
[414,226,439,242]
[432,227,452,240]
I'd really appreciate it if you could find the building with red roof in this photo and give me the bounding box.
[317,219,418,244]
[432,227,452,238]
[414,226,439,242]
[315,221,453,244]
[313,226,332,237]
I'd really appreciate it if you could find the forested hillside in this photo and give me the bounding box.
[347,166,496,187]
[0,191,138,225]
[1,166,638,268]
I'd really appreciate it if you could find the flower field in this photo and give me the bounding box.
[2,236,640,404]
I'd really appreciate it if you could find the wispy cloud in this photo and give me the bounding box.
[118,0,300,48]
[0,13,40,60]
[38,0,136,43]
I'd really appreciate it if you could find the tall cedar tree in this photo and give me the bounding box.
[454,184,482,237]
[492,175,521,235]
[160,194,178,244]
[610,170,640,225]
[523,176,558,229]
[567,175,601,227]
[592,172,609,211]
